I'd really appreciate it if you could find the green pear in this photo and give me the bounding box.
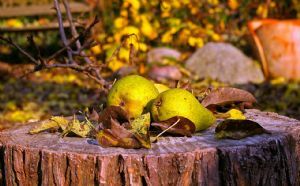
[151,88,216,131]
[107,75,159,118]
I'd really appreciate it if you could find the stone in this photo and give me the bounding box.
[147,47,181,64]
[185,42,265,84]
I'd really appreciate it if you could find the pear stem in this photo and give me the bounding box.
[152,118,180,142]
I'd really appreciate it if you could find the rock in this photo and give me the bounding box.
[185,42,265,84]
[147,47,181,64]
[148,65,182,82]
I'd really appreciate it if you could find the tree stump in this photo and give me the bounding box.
[0,109,300,186]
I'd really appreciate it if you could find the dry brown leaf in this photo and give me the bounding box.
[98,106,129,129]
[151,116,196,136]
[215,119,269,140]
[201,87,256,110]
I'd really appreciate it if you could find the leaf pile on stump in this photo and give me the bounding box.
[29,87,268,149]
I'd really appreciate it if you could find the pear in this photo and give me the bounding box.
[151,88,216,131]
[107,75,159,118]
[154,83,170,93]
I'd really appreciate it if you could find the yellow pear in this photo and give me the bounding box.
[151,88,216,131]
[107,75,159,118]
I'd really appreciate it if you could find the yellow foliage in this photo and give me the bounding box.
[161,1,171,12]
[108,59,127,71]
[256,4,268,18]
[161,31,173,43]
[119,48,130,61]
[91,45,102,55]
[140,16,158,39]
[188,37,204,48]
[271,77,287,85]
[228,0,239,10]
[6,19,23,28]
[114,17,128,29]
[208,0,219,6]
[115,26,140,42]
[125,0,141,10]
[226,109,246,120]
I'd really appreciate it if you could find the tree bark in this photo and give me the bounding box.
[0,109,299,186]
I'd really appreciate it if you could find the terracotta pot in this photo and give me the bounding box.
[248,19,300,80]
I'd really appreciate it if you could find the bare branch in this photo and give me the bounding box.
[0,36,39,65]
[53,0,74,64]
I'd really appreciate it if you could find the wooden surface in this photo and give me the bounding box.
[0,2,91,18]
[0,109,299,185]
[0,22,83,33]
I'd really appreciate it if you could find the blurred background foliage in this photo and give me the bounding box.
[1,0,300,128]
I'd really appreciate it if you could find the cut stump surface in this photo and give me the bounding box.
[0,109,300,186]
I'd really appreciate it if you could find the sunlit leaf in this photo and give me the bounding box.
[130,113,151,148]
[29,116,69,134]
[215,119,269,140]
[61,116,94,138]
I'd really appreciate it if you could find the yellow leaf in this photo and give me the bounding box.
[228,0,239,10]
[141,16,158,39]
[188,37,204,48]
[139,43,148,52]
[119,48,130,61]
[271,77,287,85]
[226,109,246,120]
[212,33,221,41]
[161,1,171,12]
[91,45,102,55]
[125,0,140,10]
[161,31,173,43]
[108,59,127,72]
[114,17,128,29]
[6,19,23,28]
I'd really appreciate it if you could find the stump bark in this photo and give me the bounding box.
[0,109,300,186]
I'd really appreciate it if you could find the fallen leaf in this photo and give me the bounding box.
[201,87,256,112]
[151,116,196,136]
[61,116,94,138]
[215,109,246,120]
[130,113,151,148]
[96,118,141,148]
[98,106,129,129]
[227,109,246,120]
[29,116,69,134]
[215,119,269,140]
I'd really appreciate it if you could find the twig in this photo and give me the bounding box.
[62,0,92,64]
[0,36,39,65]
[53,0,74,64]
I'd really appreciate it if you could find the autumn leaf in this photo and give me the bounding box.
[130,113,151,148]
[151,116,196,137]
[98,106,129,129]
[215,109,246,120]
[215,119,269,140]
[61,115,94,138]
[29,116,69,134]
[201,87,256,111]
[96,118,141,148]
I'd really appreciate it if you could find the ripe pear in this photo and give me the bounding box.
[151,88,216,131]
[107,75,159,118]
[154,83,170,93]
